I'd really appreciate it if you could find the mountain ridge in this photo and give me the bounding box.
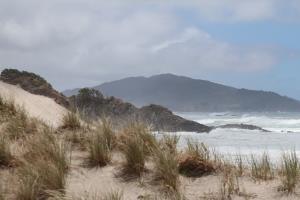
[63,73,300,112]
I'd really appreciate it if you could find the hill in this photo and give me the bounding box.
[64,74,300,112]
[70,88,211,132]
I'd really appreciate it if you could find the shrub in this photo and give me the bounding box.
[178,140,214,177]
[250,152,274,181]
[278,150,300,193]
[61,112,81,130]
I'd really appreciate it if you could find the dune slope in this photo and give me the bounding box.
[0,81,67,127]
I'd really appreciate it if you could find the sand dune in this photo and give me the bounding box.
[0,81,67,127]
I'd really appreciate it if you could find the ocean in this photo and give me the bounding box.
[167,112,300,160]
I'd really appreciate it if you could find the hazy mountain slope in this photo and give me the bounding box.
[83,74,300,112]
[0,81,68,127]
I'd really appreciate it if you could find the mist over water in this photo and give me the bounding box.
[173,112,300,160]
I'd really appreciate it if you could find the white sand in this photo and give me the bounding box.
[0,81,67,127]
[67,151,300,200]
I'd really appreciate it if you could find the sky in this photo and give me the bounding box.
[0,0,300,99]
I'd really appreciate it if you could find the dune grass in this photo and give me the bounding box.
[219,165,240,200]
[99,118,115,151]
[160,134,180,155]
[250,152,274,181]
[0,135,13,167]
[152,136,180,192]
[153,148,179,191]
[16,128,69,200]
[61,111,81,130]
[0,96,38,139]
[0,96,17,121]
[235,154,244,177]
[5,108,38,140]
[278,150,300,193]
[86,119,116,167]
[46,189,123,200]
[119,122,157,177]
[87,130,111,167]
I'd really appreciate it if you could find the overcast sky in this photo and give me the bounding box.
[0,0,300,99]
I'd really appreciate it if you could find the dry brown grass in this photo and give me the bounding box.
[178,140,215,177]
[0,135,14,167]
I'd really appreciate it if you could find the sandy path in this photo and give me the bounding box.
[0,81,67,128]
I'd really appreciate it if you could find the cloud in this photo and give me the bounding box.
[0,0,294,89]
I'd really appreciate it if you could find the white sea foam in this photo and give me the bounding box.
[172,112,300,159]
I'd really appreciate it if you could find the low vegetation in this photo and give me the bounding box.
[2,98,300,199]
[16,128,69,200]
[250,152,274,181]
[61,111,81,130]
[0,136,13,167]
[0,96,17,121]
[153,146,180,192]
[178,140,215,177]
[119,122,157,177]
[278,150,300,193]
[87,130,112,167]
[219,165,240,200]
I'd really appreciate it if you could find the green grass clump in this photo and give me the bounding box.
[119,122,157,177]
[86,119,116,167]
[152,146,179,191]
[61,112,81,130]
[87,130,111,167]
[121,134,146,177]
[16,128,69,200]
[0,96,17,121]
[278,150,300,193]
[5,108,38,140]
[160,134,180,155]
[250,152,274,181]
